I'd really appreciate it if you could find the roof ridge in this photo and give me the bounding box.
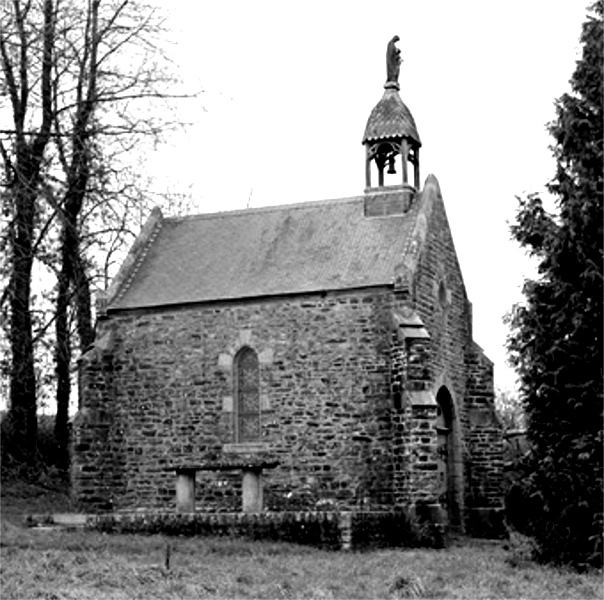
[165,195,364,223]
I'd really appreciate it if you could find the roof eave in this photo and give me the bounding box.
[105,282,398,315]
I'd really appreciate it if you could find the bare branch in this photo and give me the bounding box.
[32,0,55,157]
[1,14,23,140]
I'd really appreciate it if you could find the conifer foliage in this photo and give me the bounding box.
[507,2,603,569]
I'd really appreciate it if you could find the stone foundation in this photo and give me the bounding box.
[86,508,451,550]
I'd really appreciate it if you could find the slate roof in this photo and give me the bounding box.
[363,87,421,145]
[108,193,420,311]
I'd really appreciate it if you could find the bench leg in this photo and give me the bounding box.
[176,472,195,512]
[242,469,263,513]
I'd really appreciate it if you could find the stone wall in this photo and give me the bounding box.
[71,332,125,511]
[465,342,504,511]
[87,509,445,550]
[399,178,504,528]
[73,288,399,512]
[412,180,472,421]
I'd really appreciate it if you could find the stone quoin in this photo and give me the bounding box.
[72,37,504,537]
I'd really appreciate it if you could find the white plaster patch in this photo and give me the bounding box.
[406,390,436,406]
[218,353,233,369]
[222,396,233,412]
[258,348,274,365]
[260,394,271,411]
[238,329,252,346]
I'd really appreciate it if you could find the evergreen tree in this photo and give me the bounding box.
[507,1,603,569]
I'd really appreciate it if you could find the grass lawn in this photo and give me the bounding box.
[1,482,602,600]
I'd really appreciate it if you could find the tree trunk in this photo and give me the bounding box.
[3,0,55,463]
[73,246,94,350]
[54,253,71,470]
[8,182,38,462]
[52,0,98,455]
[54,219,94,468]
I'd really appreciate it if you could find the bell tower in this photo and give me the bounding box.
[362,36,421,196]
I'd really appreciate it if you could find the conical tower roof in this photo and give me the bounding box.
[362,84,421,146]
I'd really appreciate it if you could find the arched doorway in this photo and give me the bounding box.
[436,386,461,527]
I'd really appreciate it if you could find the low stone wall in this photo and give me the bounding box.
[86,509,445,551]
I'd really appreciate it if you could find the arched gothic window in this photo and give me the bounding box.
[234,347,260,443]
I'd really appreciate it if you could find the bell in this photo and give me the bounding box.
[387,155,396,175]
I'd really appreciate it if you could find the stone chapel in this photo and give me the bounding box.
[72,38,504,535]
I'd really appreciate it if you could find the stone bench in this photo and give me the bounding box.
[166,460,279,514]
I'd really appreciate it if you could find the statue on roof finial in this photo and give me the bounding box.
[386,35,402,84]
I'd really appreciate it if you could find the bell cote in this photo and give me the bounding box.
[362,36,422,200]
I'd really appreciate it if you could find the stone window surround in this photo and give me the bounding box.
[217,329,275,452]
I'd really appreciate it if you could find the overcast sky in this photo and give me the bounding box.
[147,0,589,393]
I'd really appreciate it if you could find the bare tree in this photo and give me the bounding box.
[1,0,196,465]
[1,0,55,460]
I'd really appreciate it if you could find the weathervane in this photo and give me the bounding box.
[386,35,402,87]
